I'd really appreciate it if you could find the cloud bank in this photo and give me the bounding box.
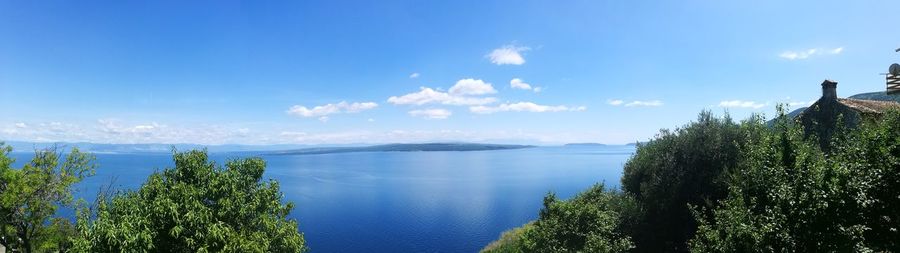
[469,102,586,114]
[409,109,452,119]
[388,79,497,106]
[718,100,766,109]
[287,101,378,120]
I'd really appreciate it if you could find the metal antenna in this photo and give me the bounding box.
[889,48,900,94]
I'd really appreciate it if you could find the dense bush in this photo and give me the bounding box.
[480,223,532,253]
[691,110,900,252]
[620,111,753,252]
[481,184,634,253]
[72,149,307,252]
[836,110,900,250]
[485,108,900,253]
[690,115,858,251]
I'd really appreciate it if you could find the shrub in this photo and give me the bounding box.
[72,149,307,252]
[621,111,755,252]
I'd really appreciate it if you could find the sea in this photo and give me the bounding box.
[10,145,634,253]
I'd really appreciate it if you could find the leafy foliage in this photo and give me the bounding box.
[840,110,900,250]
[480,223,533,253]
[482,184,634,253]
[620,111,752,252]
[690,112,859,251]
[0,144,96,253]
[72,149,307,252]
[690,110,900,252]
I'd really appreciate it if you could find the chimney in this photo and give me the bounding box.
[821,80,837,99]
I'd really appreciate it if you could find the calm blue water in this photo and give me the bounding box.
[11,145,634,253]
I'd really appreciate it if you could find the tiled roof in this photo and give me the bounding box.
[837,98,900,114]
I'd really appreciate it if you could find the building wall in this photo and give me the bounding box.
[798,98,862,150]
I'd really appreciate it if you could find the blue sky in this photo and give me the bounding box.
[1,0,899,145]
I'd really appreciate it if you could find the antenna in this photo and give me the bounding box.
[888,49,900,94]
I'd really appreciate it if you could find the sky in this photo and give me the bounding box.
[1,0,899,145]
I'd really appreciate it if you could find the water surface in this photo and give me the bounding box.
[11,145,634,252]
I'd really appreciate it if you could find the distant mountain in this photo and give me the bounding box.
[766,106,808,127]
[564,143,607,147]
[269,143,534,155]
[848,91,900,102]
[786,107,807,118]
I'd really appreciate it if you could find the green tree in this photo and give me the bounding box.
[72,149,307,252]
[520,184,634,253]
[620,111,753,252]
[689,109,900,252]
[0,143,97,253]
[479,223,533,253]
[839,110,900,251]
[480,184,634,253]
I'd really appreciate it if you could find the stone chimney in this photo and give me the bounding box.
[821,80,837,100]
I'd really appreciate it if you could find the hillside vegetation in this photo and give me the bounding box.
[483,107,900,252]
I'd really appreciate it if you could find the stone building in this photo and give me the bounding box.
[796,80,900,148]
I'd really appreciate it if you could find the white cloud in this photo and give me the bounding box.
[510,78,532,90]
[779,49,816,60]
[607,99,662,107]
[1,120,619,145]
[469,102,586,114]
[409,72,420,79]
[487,45,530,65]
[409,109,452,119]
[98,119,162,135]
[624,100,663,107]
[286,101,378,118]
[344,102,378,112]
[2,121,85,142]
[132,124,159,132]
[448,79,497,95]
[388,79,498,106]
[387,87,497,106]
[779,47,844,60]
[718,100,767,109]
[509,78,542,93]
[92,120,260,145]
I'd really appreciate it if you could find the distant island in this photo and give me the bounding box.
[268,143,534,155]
